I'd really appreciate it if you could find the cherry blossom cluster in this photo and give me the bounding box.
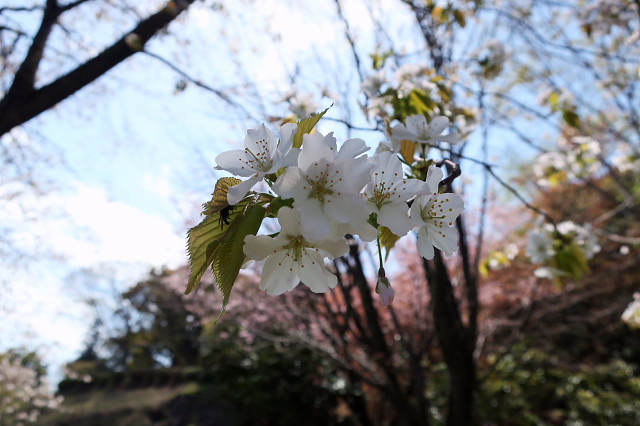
[527,220,600,281]
[0,356,62,425]
[214,114,464,303]
[533,136,602,187]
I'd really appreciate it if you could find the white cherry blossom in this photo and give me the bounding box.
[410,165,464,259]
[288,92,321,118]
[273,132,376,241]
[534,266,570,280]
[243,207,348,295]
[390,114,458,147]
[622,293,640,329]
[361,69,387,98]
[363,152,428,236]
[527,226,556,263]
[215,123,299,204]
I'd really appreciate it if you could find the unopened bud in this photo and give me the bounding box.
[376,276,394,306]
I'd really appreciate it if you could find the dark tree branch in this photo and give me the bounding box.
[423,250,477,426]
[8,0,62,95]
[333,0,365,83]
[0,6,43,13]
[0,0,198,137]
[60,0,92,13]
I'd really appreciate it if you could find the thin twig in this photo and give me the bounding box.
[484,164,556,225]
[141,50,255,120]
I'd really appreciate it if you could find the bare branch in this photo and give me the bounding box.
[141,50,255,120]
[0,0,199,136]
[333,0,365,83]
[60,0,92,13]
[8,0,62,94]
[484,164,557,225]
[0,6,43,13]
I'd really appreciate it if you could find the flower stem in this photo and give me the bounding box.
[376,233,385,277]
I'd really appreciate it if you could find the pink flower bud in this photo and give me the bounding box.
[376,277,394,306]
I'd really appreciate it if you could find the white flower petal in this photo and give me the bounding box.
[406,114,428,136]
[227,175,261,205]
[297,199,333,240]
[215,150,256,177]
[276,207,302,236]
[337,138,370,159]
[244,235,283,261]
[409,195,429,225]
[279,123,299,152]
[298,250,337,293]
[322,132,339,153]
[314,239,349,259]
[417,227,435,260]
[427,116,450,136]
[400,178,430,198]
[273,147,300,171]
[324,194,369,225]
[428,222,459,256]
[378,202,414,236]
[389,124,418,141]
[260,250,299,295]
[298,133,333,171]
[426,166,444,193]
[245,123,278,156]
[335,156,376,193]
[436,131,459,144]
[330,221,378,242]
[439,195,465,221]
[273,167,311,201]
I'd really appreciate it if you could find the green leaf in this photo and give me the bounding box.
[292,106,331,148]
[202,177,242,216]
[379,226,401,260]
[453,9,466,27]
[185,197,252,295]
[562,109,581,129]
[370,49,393,70]
[548,92,561,111]
[480,259,491,277]
[408,89,434,116]
[213,203,266,310]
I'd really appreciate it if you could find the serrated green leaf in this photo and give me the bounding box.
[213,203,266,310]
[202,177,242,216]
[380,226,401,260]
[185,197,252,295]
[292,106,331,148]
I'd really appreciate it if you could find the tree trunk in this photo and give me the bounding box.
[423,251,477,426]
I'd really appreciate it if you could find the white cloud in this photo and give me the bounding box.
[0,181,188,380]
[19,182,187,268]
